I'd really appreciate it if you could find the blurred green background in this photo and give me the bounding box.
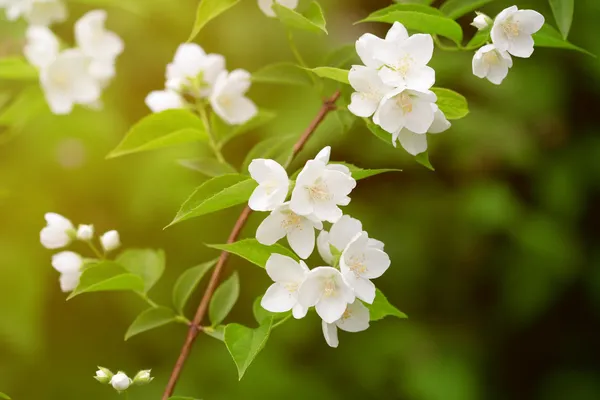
[2,0,600,399]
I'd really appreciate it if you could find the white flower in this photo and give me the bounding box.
[51,251,83,292]
[96,370,107,378]
[76,224,94,241]
[248,159,289,211]
[261,254,309,319]
[347,65,393,118]
[297,266,355,323]
[322,300,370,348]
[471,12,492,30]
[374,88,437,135]
[491,5,544,58]
[133,369,153,385]
[256,202,322,259]
[290,159,356,223]
[40,49,102,114]
[258,0,298,17]
[340,232,390,303]
[317,215,384,265]
[100,230,120,252]
[210,69,258,125]
[166,43,225,97]
[472,44,513,85]
[355,22,409,68]
[145,90,184,113]
[5,0,67,26]
[110,372,131,392]
[40,212,74,249]
[393,104,451,155]
[313,146,352,176]
[24,26,59,69]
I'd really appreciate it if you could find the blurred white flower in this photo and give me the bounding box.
[248,159,289,212]
[347,65,393,118]
[23,26,59,69]
[100,230,120,252]
[471,12,492,30]
[258,0,298,17]
[210,69,258,125]
[322,300,370,348]
[298,266,355,323]
[491,5,544,58]
[145,90,185,113]
[393,104,451,155]
[51,251,83,292]
[472,44,513,85]
[4,0,67,26]
[166,43,225,97]
[261,254,309,319]
[373,88,437,135]
[76,224,94,241]
[110,372,132,392]
[40,212,74,249]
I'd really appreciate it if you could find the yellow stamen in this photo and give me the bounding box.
[396,92,413,114]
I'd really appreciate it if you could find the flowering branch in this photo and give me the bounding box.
[161,90,341,400]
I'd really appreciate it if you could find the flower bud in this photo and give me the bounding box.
[100,230,120,252]
[471,12,492,30]
[76,224,94,241]
[94,366,113,384]
[110,372,131,392]
[133,369,153,385]
[40,212,74,249]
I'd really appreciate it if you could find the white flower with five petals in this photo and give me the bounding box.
[248,159,289,211]
[317,215,383,265]
[51,251,83,292]
[260,254,309,319]
[393,104,451,155]
[40,212,74,249]
[472,44,513,85]
[374,88,437,135]
[321,300,370,348]
[258,0,298,17]
[297,266,355,323]
[491,5,544,58]
[347,65,393,118]
[166,43,225,97]
[210,69,258,125]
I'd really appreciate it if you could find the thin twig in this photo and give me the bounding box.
[161,90,341,400]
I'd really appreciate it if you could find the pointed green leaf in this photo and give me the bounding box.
[431,87,469,120]
[0,57,38,80]
[0,392,10,399]
[367,289,408,321]
[178,158,237,177]
[369,3,444,18]
[252,62,312,86]
[125,307,177,340]
[206,239,298,268]
[209,272,240,326]
[218,110,277,146]
[323,44,360,69]
[224,318,273,380]
[415,151,434,171]
[305,67,349,84]
[188,0,241,42]
[241,135,297,171]
[467,28,491,49]
[252,296,291,324]
[549,0,574,39]
[68,261,145,300]
[338,163,402,180]
[439,0,494,20]
[116,249,165,293]
[172,259,217,314]
[359,5,463,44]
[273,1,327,34]
[203,325,225,341]
[533,24,595,57]
[107,109,207,158]
[168,174,257,227]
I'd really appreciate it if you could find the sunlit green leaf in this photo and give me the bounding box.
[125,307,177,340]
[241,135,297,171]
[367,289,408,321]
[369,3,444,18]
[439,0,494,20]
[177,158,237,177]
[431,87,469,120]
[209,272,240,326]
[0,57,38,80]
[533,24,594,57]
[168,174,257,227]
[218,110,277,146]
[68,261,145,300]
[107,109,207,158]
[466,28,491,48]
[252,62,312,86]
[252,296,290,324]
[224,318,273,379]
[0,392,10,399]
[323,44,359,69]
[172,259,217,314]
[203,325,225,341]
[206,239,298,268]
[549,0,574,39]
[188,0,241,42]
[339,163,402,180]
[116,249,165,293]
[273,1,327,34]
[305,67,349,84]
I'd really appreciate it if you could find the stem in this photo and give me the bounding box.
[161,90,341,400]
[286,29,318,86]
[198,105,226,163]
[272,314,292,329]
[87,241,104,259]
[433,35,461,52]
[136,292,158,308]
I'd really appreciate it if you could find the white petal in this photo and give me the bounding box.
[397,129,428,156]
[45,213,73,230]
[24,26,59,69]
[322,320,339,348]
[343,272,376,303]
[336,300,370,332]
[261,283,296,312]
[487,63,510,85]
[169,43,206,79]
[40,227,71,249]
[355,33,385,68]
[404,99,435,134]
[51,251,83,274]
[287,219,315,259]
[59,271,81,292]
[472,49,490,79]
[368,238,385,250]
[265,253,306,283]
[363,248,391,279]
[145,90,184,113]
[292,303,308,319]
[317,230,334,265]
[514,10,545,34]
[428,105,451,134]
[374,91,405,134]
[313,201,342,223]
[401,34,434,65]
[348,92,380,118]
[385,22,409,42]
[315,294,348,323]
[404,65,435,91]
[297,272,323,308]
[508,33,535,58]
[248,158,287,184]
[329,215,362,251]
[256,211,287,245]
[314,146,331,164]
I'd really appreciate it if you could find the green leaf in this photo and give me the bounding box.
[203,325,225,341]
[172,259,217,314]
[177,158,237,177]
[107,109,207,158]
[124,307,177,340]
[415,151,434,171]
[168,174,257,227]
[206,239,298,268]
[467,28,491,48]
[68,261,145,300]
[533,24,595,57]
[252,62,312,86]
[431,87,469,120]
[369,3,444,18]
[439,0,494,20]
[359,5,463,44]
[116,249,165,293]
[188,0,240,42]
[241,135,297,171]
[367,289,408,321]
[549,0,573,39]
[0,57,38,80]
[339,163,402,180]
[218,110,277,146]
[323,44,360,69]
[209,272,240,326]
[273,1,327,34]
[252,296,290,324]
[224,319,273,380]
[0,392,10,399]
[305,67,349,84]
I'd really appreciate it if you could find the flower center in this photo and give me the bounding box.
[348,255,367,276]
[502,20,520,37]
[483,50,500,65]
[262,179,279,195]
[341,308,352,320]
[392,55,413,77]
[306,178,331,201]
[396,92,413,114]
[284,282,298,293]
[323,278,337,297]
[281,211,302,232]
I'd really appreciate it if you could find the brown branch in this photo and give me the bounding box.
[161,90,341,400]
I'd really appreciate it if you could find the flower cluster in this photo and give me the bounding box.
[145,43,258,126]
[0,0,66,26]
[23,10,123,114]
[347,22,451,156]
[40,213,121,292]
[257,0,298,17]
[471,6,544,85]
[95,367,153,393]
[248,147,391,347]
